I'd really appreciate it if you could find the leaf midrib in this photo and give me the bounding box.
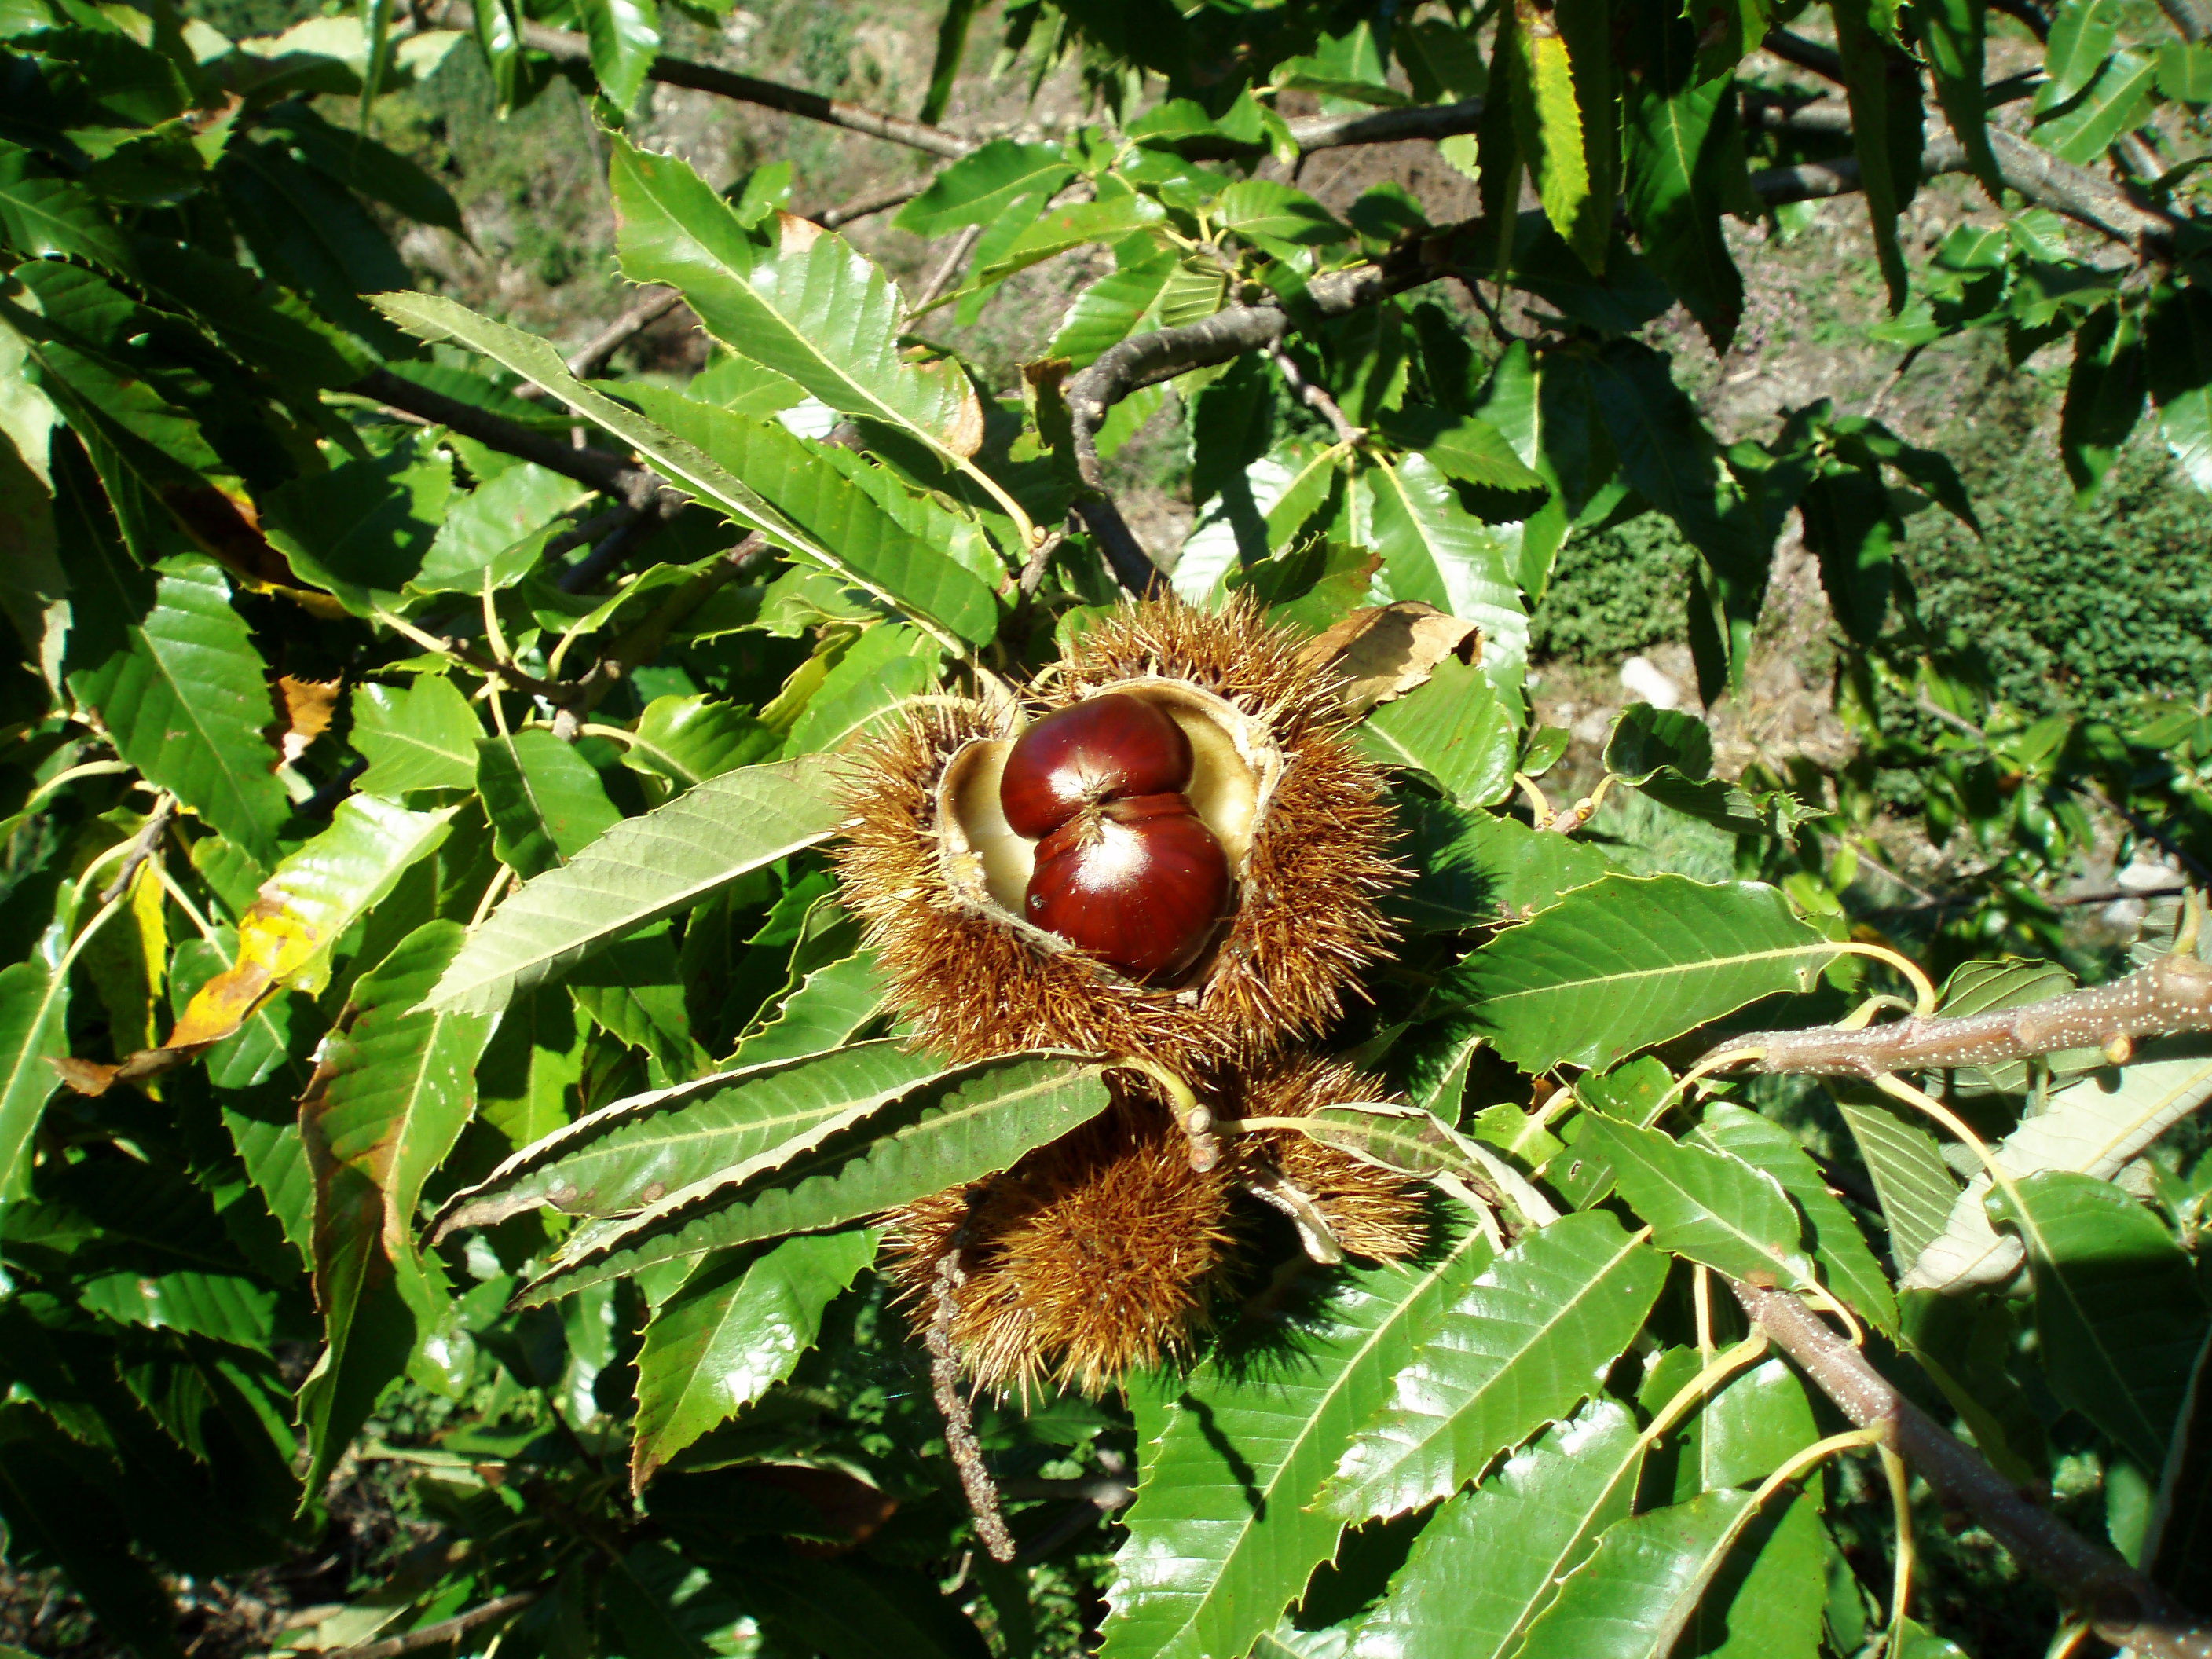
[1129,1233,1488,1656]
[1476,938,1833,1004]
[1337,1224,1650,1512]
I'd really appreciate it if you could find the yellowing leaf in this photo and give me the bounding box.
[60,796,455,1095]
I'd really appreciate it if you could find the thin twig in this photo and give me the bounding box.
[513,289,688,402]
[1733,1280,2212,1659]
[557,510,661,594]
[1265,343,1364,445]
[926,1229,1016,1562]
[97,797,177,906]
[324,1591,543,1659]
[820,181,925,229]
[437,2,973,158]
[907,224,984,322]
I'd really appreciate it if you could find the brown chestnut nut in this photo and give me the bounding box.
[1025,796,1229,981]
[999,694,1193,840]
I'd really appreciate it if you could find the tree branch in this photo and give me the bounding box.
[325,1590,542,1659]
[2163,0,2212,42]
[1733,1280,2212,1659]
[354,367,668,509]
[462,4,972,158]
[1712,949,2212,1078]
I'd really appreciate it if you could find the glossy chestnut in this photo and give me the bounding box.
[1024,796,1230,981]
[998,694,1193,840]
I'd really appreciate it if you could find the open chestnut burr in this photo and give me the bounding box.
[834,597,1404,1067]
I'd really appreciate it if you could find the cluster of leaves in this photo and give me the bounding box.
[2,0,2211,1657]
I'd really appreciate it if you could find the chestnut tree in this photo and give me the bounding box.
[2,2,2212,1658]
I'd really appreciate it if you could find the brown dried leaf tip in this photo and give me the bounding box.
[886,1057,1426,1399]
[832,595,1403,1067]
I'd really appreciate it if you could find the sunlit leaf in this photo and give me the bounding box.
[423,756,844,1018]
[1986,1170,2208,1470]
[517,1053,1109,1304]
[1101,1229,1496,1659]
[1348,1399,1645,1659]
[1323,1210,1666,1522]
[1450,876,1837,1073]
[1578,1115,1817,1289]
[630,1227,878,1491]
[434,1038,949,1237]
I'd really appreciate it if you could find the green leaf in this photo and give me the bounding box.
[1364,453,1528,682]
[1576,1116,1816,1288]
[477,728,621,881]
[1049,248,1179,368]
[1389,794,1611,933]
[623,386,1001,649]
[728,949,883,1068]
[0,140,134,271]
[1837,1100,1960,1275]
[350,674,482,794]
[1211,179,1350,250]
[2147,284,2212,494]
[2060,306,2146,501]
[1515,1486,1769,1659]
[1990,1170,2210,1470]
[576,0,658,111]
[1621,9,1744,347]
[517,1053,1110,1303]
[1800,464,1898,644]
[622,695,776,794]
[1451,876,1837,1073]
[434,1037,948,1235]
[1510,16,1602,273]
[918,0,977,124]
[412,463,580,595]
[965,193,1170,298]
[895,140,1074,236]
[1694,1103,1898,1335]
[0,960,70,1201]
[2039,0,2120,106]
[1372,407,1549,498]
[781,621,944,757]
[569,925,702,1082]
[1357,658,1519,808]
[2034,47,2158,165]
[1324,1210,1667,1522]
[260,443,454,614]
[422,756,844,1018]
[1903,1042,2212,1292]
[1098,1228,1496,1659]
[368,294,995,650]
[64,554,291,868]
[1650,1353,1818,1501]
[608,137,983,463]
[313,921,493,1261]
[1913,0,2001,197]
[2159,38,2212,103]
[298,922,492,1496]
[630,1227,877,1489]
[1833,2,1922,309]
[1586,343,1763,633]
[1347,1399,1646,1659]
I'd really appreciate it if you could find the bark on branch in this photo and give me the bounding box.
[1734,1280,2212,1659]
[354,366,672,511]
[1712,950,2212,1078]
